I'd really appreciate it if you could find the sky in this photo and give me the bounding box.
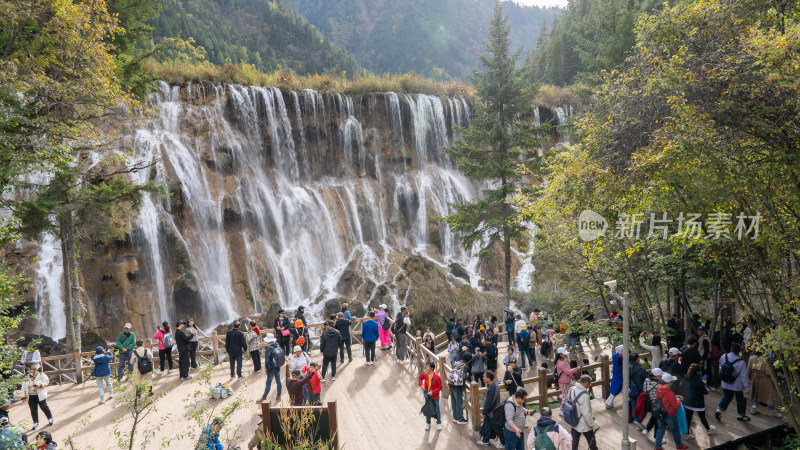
[507,0,568,7]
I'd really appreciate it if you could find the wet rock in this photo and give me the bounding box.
[449,263,471,283]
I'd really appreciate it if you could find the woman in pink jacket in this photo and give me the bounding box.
[153,321,173,374]
[375,305,392,350]
[555,347,579,406]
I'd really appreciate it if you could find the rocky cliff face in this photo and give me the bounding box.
[12,83,569,342]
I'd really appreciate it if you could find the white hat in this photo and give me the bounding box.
[124,323,132,329]
[651,368,664,377]
[669,347,681,356]
[661,373,676,383]
[293,345,301,353]
[615,345,624,354]
[263,333,277,344]
[556,347,569,356]
[379,304,387,309]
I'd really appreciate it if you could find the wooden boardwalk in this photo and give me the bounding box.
[6,333,787,449]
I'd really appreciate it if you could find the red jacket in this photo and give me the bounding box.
[418,372,442,400]
[657,385,680,415]
[303,366,321,394]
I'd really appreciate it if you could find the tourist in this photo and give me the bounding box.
[682,363,715,440]
[246,319,262,373]
[449,353,470,425]
[604,345,624,409]
[90,347,114,404]
[528,406,572,450]
[655,373,688,450]
[659,347,683,379]
[334,313,352,363]
[503,346,518,369]
[23,364,53,430]
[320,321,342,382]
[453,318,466,342]
[748,351,782,417]
[274,310,291,356]
[32,430,56,450]
[628,353,647,426]
[340,303,354,321]
[375,305,392,350]
[448,336,460,367]
[555,347,579,406]
[418,361,442,431]
[225,320,247,379]
[0,416,26,448]
[423,326,435,343]
[567,375,599,450]
[294,306,307,327]
[286,369,313,406]
[503,388,534,450]
[153,321,174,375]
[715,342,751,422]
[423,334,436,357]
[290,319,308,352]
[174,320,193,380]
[247,410,268,449]
[362,312,379,365]
[505,312,516,345]
[286,345,310,403]
[187,318,206,369]
[197,417,224,450]
[394,307,411,362]
[486,332,499,374]
[516,325,533,369]
[477,370,502,447]
[641,368,663,436]
[681,336,702,376]
[441,308,457,339]
[129,340,154,396]
[472,348,487,387]
[639,332,664,368]
[116,323,136,381]
[19,349,42,371]
[504,359,524,398]
[306,362,322,405]
[697,326,714,390]
[259,333,282,403]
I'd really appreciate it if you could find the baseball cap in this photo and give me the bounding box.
[651,368,664,377]
[124,323,132,329]
[698,325,706,331]
[669,347,681,356]
[662,373,676,383]
[615,345,624,354]
[556,347,569,356]
[293,345,302,353]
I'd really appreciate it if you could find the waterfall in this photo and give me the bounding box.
[33,233,66,340]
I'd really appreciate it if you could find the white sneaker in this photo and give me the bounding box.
[48,418,54,426]
[494,442,504,448]
[100,398,105,404]
[321,379,325,383]
[751,405,759,415]
[633,421,644,431]
[331,377,335,381]
[32,423,38,430]
[436,424,442,431]
[707,425,716,434]
[425,423,431,431]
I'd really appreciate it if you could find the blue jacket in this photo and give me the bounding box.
[91,350,114,377]
[362,320,379,343]
[199,426,223,450]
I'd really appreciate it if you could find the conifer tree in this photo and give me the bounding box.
[444,0,539,302]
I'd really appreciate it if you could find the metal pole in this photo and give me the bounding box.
[621,291,631,450]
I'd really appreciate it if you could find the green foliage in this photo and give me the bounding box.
[284,0,559,80]
[150,0,363,77]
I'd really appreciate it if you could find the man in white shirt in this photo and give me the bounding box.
[514,315,526,334]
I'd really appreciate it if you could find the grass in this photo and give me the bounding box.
[146,60,475,100]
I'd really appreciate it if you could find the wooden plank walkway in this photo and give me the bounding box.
[5,339,786,449]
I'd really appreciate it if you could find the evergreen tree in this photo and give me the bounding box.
[444,1,540,302]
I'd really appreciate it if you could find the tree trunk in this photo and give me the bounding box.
[503,226,511,302]
[58,211,82,351]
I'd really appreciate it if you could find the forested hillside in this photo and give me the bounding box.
[150,0,363,75]
[284,0,560,79]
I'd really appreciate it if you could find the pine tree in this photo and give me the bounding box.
[444,0,540,302]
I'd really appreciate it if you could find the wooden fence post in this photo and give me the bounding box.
[438,355,449,399]
[538,368,548,409]
[212,331,220,365]
[73,348,83,384]
[470,381,481,431]
[601,354,610,400]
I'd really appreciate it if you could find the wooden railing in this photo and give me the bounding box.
[14,318,368,384]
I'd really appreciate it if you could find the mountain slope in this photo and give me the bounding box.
[284,0,561,79]
[151,0,363,75]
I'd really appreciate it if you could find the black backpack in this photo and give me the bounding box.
[381,317,392,330]
[492,399,513,430]
[268,345,285,368]
[652,390,668,420]
[392,317,405,334]
[719,356,741,384]
[137,349,153,374]
[518,333,530,349]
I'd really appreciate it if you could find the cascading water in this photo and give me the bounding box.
[33,233,66,340]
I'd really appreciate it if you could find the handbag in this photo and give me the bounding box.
[420,396,437,418]
[281,329,290,337]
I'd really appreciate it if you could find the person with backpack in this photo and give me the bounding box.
[261,333,283,401]
[477,371,503,447]
[91,347,114,404]
[290,319,308,352]
[640,368,663,436]
[555,348,579,407]
[682,363,716,440]
[129,340,154,396]
[659,348,683,380]
[245,319,261,374]
[197,417,224,450]
[714,342,751,422]
[447,336,460,367]
[334,313,353,364]
[448,353,470,425]
[516,326,533,369]
[418,361,442,431]
[472,348,487,387]
[566,375,598,450]
[528,406,572,450]
[225,320,248,379]
[319,321,342,382]
[116,323,136,381]
[362,312,379,365]
[604,345,624,409]
[628,353,647,426]
[375,305,392,350]
[153,321,174,375]
[175,320,193,380]
[393,307,411,362]
[505,312,516,346]
[654,373,688,450]
[502,388,535,450]
[0,416,26,449]
[504,359,524,398]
